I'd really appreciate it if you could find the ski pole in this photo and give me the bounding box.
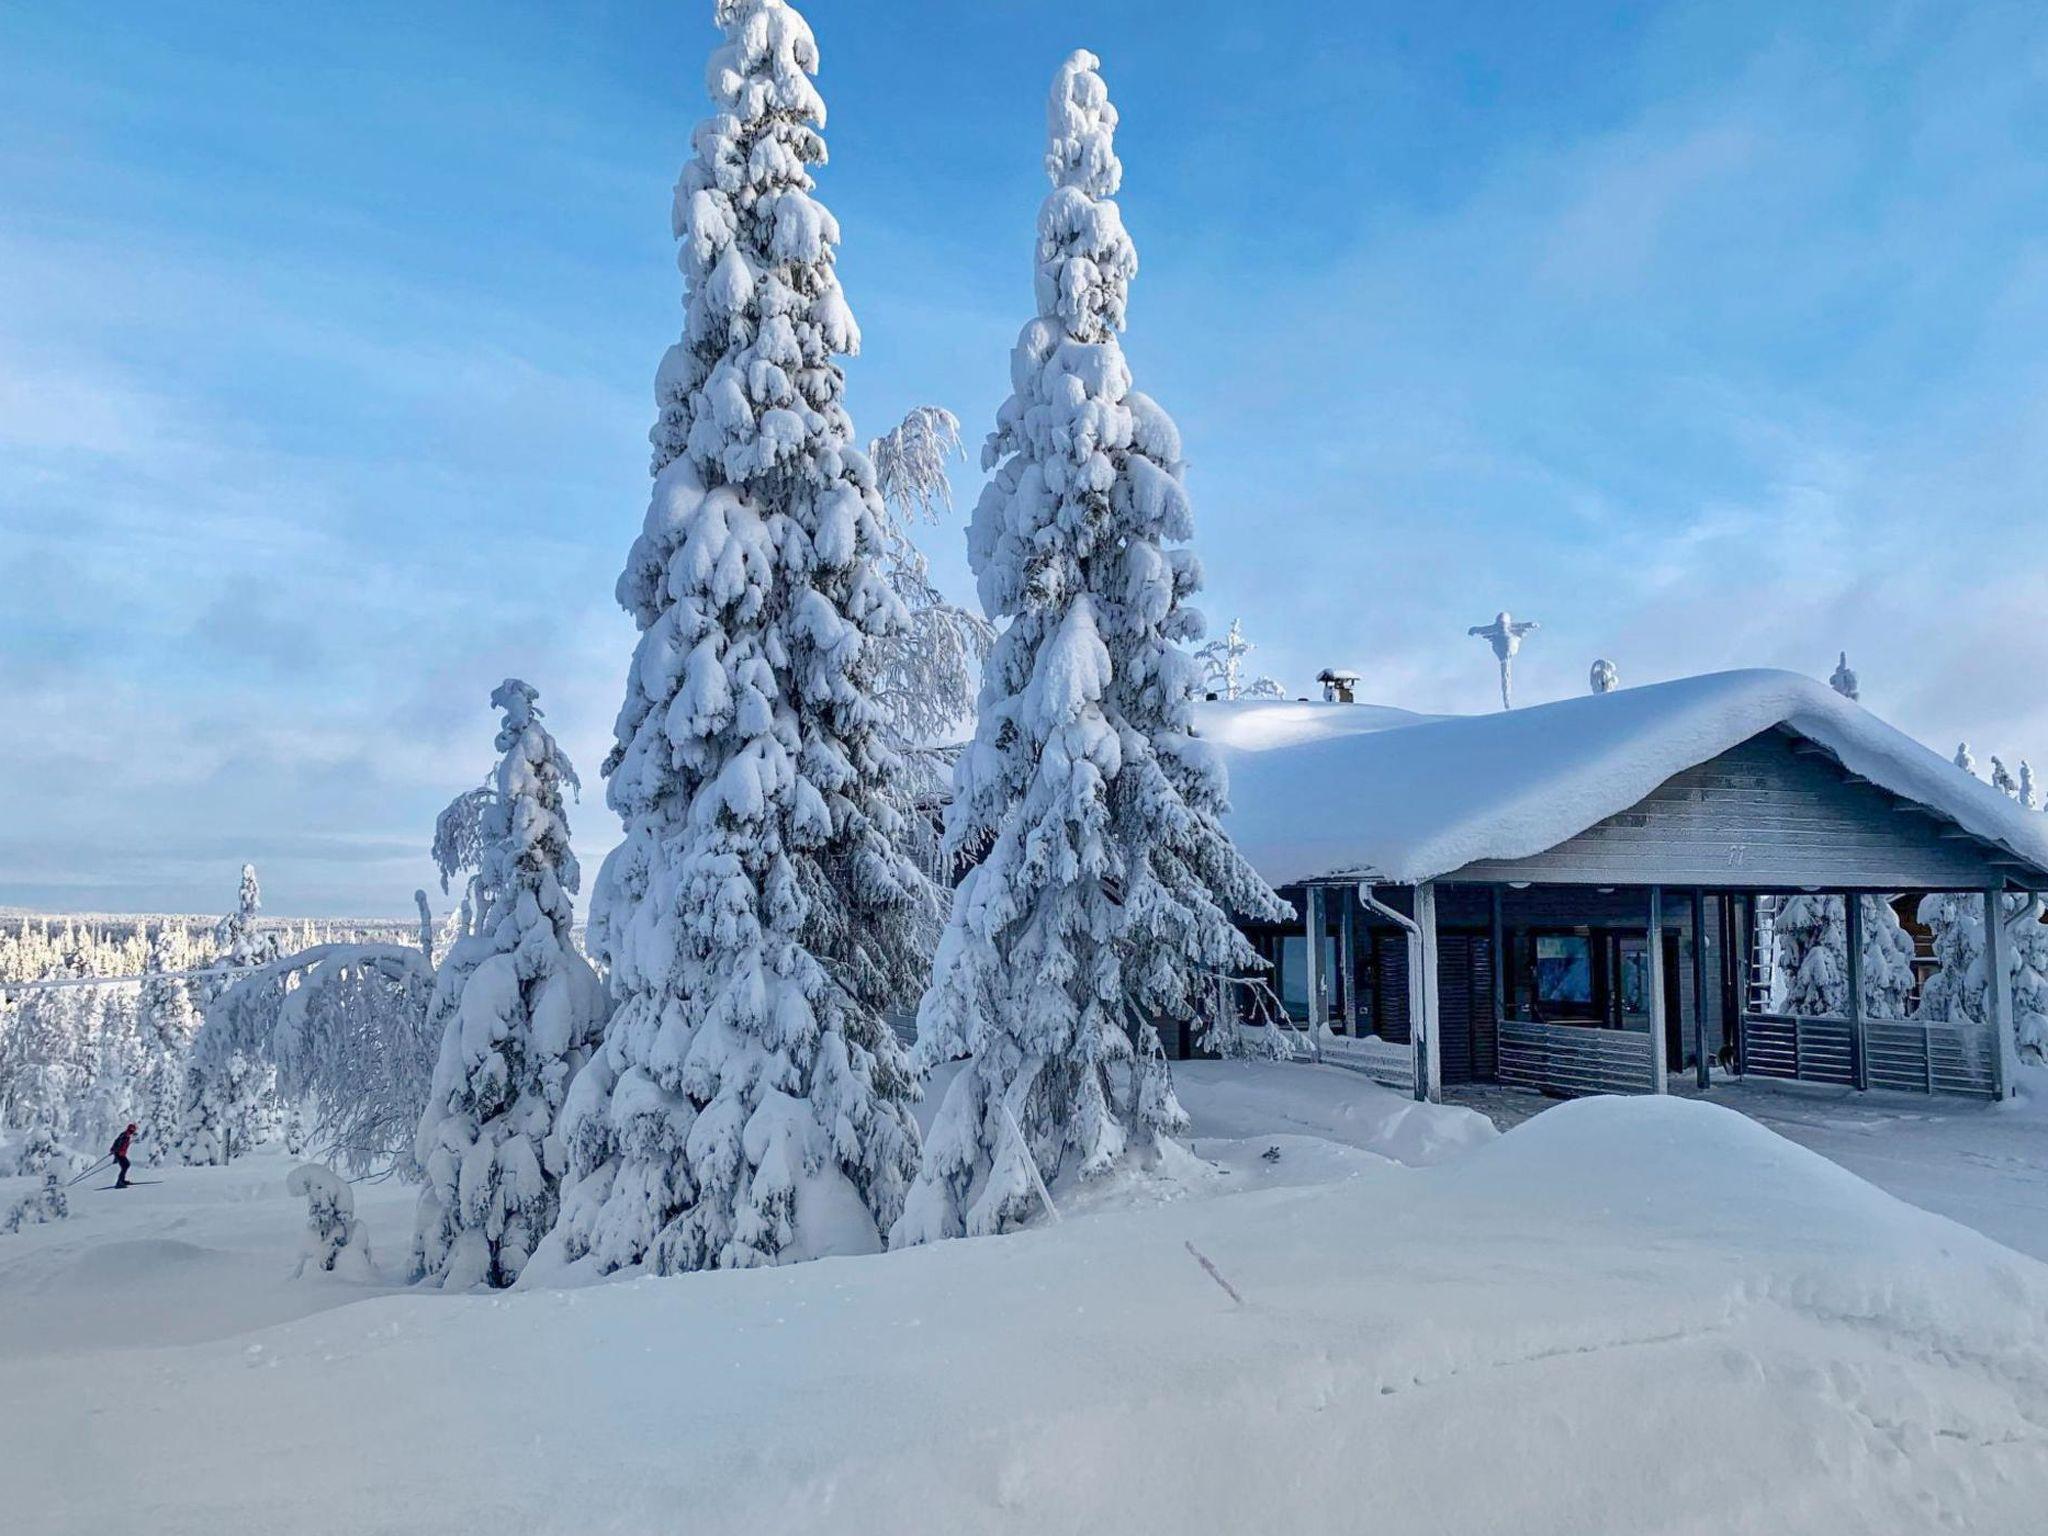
[66,1155,113,1188]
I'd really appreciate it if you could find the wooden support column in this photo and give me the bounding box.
[1412,881,1443,1103]
[1692,887,1710,1091]
[1844,892,1868,1091]
[1983,888,2021,1101]
[1646,886,1669,1094]
[1336,885,1357,1037]
[1490,885,1507,1032]
[1303,885,1327,1063]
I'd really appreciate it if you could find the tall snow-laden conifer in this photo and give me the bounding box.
[894,53,1288,1246]
[548,0,929,1276]
[412,681,606,1289]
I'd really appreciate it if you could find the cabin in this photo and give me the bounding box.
[1190,670,2048,1104]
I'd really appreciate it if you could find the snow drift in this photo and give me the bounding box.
[6,1090,2047,1535]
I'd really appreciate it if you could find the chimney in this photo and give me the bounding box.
[1316,668,1361,704]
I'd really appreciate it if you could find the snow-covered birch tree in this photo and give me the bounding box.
[546,0,931,1277]
[1196,618,1284,700]
[893,52,1288,1246]
[867,405,997,863]
[412,681,606,1289]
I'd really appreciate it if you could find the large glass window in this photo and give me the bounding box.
[1280,934,1338,1019]
[1535,935,1594,1007]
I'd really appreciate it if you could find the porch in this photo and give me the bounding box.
[1216,879,2021,1105]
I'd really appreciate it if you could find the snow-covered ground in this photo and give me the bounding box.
[4,1066,2047,1534]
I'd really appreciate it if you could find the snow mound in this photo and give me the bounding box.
[1203,668,2048,885]
[6,1097,2046,1533]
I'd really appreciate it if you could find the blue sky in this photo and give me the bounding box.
[4,1,2046,917]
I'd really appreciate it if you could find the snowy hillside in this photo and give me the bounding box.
[5,1070,2046,1535]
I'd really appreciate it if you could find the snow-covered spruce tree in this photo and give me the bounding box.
[1196,618,1284,701]
[289,1164,372,1278]
[894,53,1289,1245]
[1860,897,1918,1019]
[1774,894,1848,1017]
[411,681,606,1289]
[138,926,199,1168]
[548,0,932,1277]
[1829,651,1859,701]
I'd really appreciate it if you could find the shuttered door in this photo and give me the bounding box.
[1373,934,1410,1044]
[1372,931,1496,1081]
[1436,934,1498,1085]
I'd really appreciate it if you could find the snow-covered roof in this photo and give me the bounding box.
[1200,669,2048,888]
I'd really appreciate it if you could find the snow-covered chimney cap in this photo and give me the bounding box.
[1316,668,1362,704]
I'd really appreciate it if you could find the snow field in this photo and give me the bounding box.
[3,1072,2046,1535]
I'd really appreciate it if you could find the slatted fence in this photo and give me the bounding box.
[1497,1019,1656,1097]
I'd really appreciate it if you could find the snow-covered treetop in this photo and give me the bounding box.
[1590,659,1619,695]
[650,0,857,487]
[1031,51,1134,346]
[1956,742,1977,776]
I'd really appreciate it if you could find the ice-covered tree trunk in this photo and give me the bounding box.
[894,53,1288,1246]
[549,0,930,1277]
[411,682,606,1289]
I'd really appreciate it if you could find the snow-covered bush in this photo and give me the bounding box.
[411,681,606,1290]
[896,53,1287,1246]
[3,1121,72,1179]
[1,1172,69,1235]
[549,0,932,1278]
[286,1163,371,1278]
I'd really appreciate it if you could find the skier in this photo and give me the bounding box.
[109,1123,138,1189]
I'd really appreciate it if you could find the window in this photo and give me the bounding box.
[1535,935,1594,1007]
[1279,934,1337,1019]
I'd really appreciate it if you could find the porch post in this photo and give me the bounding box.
[1303,885,1327,1063]
[1982,888,2020,1100]
[1692,887,1710,1090]
[1490,885,1507,1030]
[1412,881,1443,1103]
[1336,885,1357,1036]
[1844,892,1867,1091]
[1646,886,1669,1094]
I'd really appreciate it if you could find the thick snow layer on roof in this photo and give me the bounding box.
[1200,668,2048,887]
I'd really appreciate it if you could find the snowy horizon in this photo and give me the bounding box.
[7,0,2047,917]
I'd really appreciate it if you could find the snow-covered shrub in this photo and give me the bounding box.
[549,0,932,1278]
[2,1172,69,1235]
[411,681,606,1290]
[895,53,1287,1246]
[286,1163,371,1278]
[3,1121,80,1179]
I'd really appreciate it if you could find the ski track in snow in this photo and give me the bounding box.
[3,1065,2048,1535]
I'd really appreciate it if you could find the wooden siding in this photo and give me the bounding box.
[1448,729,2004,890]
